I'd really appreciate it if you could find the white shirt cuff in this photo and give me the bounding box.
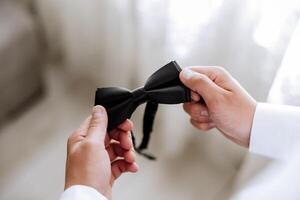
[249,103,300,160]
[60,185,107,200]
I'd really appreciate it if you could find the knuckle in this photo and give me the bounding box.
[212,66,231,79]
[213,66,226,73]
[67,131,78,145]
[127,119,134,129]
[89,118,101,129]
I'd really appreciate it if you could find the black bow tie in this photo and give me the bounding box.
[94,61,191,159]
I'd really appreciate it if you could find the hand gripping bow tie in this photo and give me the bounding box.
[94,61,191,159]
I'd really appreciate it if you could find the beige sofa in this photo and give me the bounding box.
[0,1,44,124]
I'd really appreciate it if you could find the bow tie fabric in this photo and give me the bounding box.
[94,61,191,159]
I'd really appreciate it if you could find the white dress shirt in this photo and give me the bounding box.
[60,185,107,200]
[249,103,300,160]
[60,102,300,200]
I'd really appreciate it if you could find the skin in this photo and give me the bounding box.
[65,106,138,200]
[180,66,257,147]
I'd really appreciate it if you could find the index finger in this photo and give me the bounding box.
[117,119,134,132]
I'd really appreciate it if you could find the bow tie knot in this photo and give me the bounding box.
[132,87,148,106]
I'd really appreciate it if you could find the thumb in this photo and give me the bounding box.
[86,105,108,142]
[180,68,223,103]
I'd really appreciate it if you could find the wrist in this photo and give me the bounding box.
[243,99,257,147]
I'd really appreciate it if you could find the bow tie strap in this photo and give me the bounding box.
[140,101,159,150]
[128,101,158,160]
[131,131,156,160]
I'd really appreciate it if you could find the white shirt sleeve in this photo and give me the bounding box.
[249,103,300,160]
[60,185,108,200]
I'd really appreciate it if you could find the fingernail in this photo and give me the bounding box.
[182,69,196,80]
[93,105,104,117]
[200,110,209,116]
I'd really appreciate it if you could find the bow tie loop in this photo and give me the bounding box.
[95,87,132,108]
[144,60,182,90]
[147,85,191,104]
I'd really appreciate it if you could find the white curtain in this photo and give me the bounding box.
[34,0,299,94]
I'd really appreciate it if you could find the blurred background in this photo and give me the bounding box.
[0,0,300,199]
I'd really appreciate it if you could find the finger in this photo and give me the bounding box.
[180,68,225,104]
[86,106,108,143]
[191,91,201,102]
[191,115,212,123]
[187,66,234,89]
[104,134,110,147]
[119,130,132,150]
[123,149,135,163]
[108,119,133,140]
[183,102,209,118]
[107,143,135,163]
[111,160,139,181]
[109,130,133,150]
[117,119,133,132]
[190,119,215,131]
